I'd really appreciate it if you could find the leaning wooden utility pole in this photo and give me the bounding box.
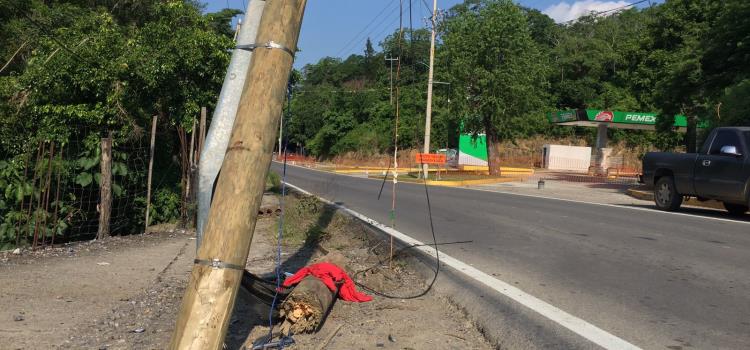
[422,0,438,179]
[169,1,307,349]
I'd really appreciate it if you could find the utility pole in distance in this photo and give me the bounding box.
[422,0,438,179]
[169,0,307,348]
[385,56,399,105]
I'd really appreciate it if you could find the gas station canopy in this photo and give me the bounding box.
[547,109,692,131]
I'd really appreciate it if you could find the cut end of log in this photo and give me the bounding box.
[278,252,350,334]
[279,287,327,334]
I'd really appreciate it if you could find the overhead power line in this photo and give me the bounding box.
[334,0,400,58]
[369,16,402,50]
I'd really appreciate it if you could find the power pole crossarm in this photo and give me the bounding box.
[169,1,307,348]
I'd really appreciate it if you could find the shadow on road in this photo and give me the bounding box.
[620,203,750,223]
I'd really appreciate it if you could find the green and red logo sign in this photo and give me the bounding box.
[548,109,703,129]
[594,111,614,122]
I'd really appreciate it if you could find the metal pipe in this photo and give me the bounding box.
[196,0,266,248]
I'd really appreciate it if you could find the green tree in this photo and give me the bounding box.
[442,0,549,175]
[647,0,722,151]
[0,0,237,246]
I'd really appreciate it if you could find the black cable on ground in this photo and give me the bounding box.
[355,166,446,300]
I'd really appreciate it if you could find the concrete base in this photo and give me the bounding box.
[592,148,613,175]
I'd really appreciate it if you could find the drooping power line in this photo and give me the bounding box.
[334,0,401,58]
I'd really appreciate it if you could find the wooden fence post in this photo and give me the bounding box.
[97,135,112,240]
[169,1,307,348]
[145,116,157,230]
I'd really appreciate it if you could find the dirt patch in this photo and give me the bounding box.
[2,193,492,349]
[0,230,192,349]
[239,192,492,349]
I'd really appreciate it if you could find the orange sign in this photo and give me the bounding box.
[416,153,446,165]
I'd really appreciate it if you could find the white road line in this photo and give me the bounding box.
[283,180,642,350]
[276,162,750,226]
[464,186,750,225]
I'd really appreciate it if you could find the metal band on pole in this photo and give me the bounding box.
[193,258,245,271]
[236,41,296,58]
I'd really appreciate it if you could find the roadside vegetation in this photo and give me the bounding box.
[0,0,238,249]
[287,0,750,165]
[1,0,749,249]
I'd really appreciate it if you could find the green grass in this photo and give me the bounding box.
[266,171,281,192]
[275,193,360,249]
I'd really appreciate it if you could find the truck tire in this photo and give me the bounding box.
[654,176,683,211]
[723,202,748,216]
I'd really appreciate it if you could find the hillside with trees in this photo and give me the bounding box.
[1,0,749,249]
[287,0,750,161]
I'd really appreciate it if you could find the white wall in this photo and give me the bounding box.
[543,145,592,172]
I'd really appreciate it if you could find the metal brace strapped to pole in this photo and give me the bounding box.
[236,41,296,58]
[194,258,245,271]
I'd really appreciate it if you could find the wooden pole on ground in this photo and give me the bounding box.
[169,1,307,348]
[279,251,349,334]
[97,135,112,240]
[145,116,157,230]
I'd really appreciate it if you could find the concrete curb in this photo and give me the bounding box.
[331,166,535,175]
[625,188,652,201]
[626,188,726,210]
[424,176,525,187]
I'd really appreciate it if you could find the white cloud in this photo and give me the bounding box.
[543,1,631,23]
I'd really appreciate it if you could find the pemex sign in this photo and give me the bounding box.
[547,109,698,129]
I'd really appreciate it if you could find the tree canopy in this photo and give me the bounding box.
[285,0,750,166]
[0,0,237,248]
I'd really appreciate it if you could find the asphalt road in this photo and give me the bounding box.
[271,163,750,349]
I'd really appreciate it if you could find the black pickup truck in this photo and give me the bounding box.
[641,127,750,214]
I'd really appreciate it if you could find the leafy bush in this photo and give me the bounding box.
[149,188,181,224]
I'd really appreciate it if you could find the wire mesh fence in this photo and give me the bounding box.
[0,125,149,250]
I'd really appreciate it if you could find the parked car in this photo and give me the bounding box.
[641,127,750,214]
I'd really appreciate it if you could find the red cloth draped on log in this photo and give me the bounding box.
[282,262,373,302]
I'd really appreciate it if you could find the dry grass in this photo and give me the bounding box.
[278,194,356,247]
[319,136,661,172]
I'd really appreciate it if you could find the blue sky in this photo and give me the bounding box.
[204,0,661,68]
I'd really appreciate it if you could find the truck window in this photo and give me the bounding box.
[699,132,714,154]
[709,130,742,155]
